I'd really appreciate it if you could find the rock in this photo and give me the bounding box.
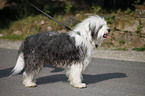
[13,30,22,35]
[40,20,45,25]
[135,9,145,18]
[47,26,52,31]
[141,18,145,33]
[58,29,67,33]
[64,16,79,27]
[0,34,3,37]
[115,15,139,32]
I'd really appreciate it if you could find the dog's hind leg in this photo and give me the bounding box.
[66,63,86,88]
[22,71,36,87]
[22,71,37,87]
[22,56,44,87]
[22,62,44,87]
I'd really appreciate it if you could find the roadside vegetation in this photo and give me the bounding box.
[0,0,145,51]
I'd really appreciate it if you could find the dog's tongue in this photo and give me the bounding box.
[106,35,109,39]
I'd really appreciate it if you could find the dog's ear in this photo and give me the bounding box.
[91,25,104,40]
[91,25,97,40]
[85,23,91,32]
[97,25,103,33]
[96,25,104,39]
[89,23,91,31]
[85,23,96,40]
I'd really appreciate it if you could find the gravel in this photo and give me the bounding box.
[92,49,145,62]
[0,39,145,62]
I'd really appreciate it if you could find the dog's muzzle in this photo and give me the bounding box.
[103,29,110,39]
[103,33,109,39]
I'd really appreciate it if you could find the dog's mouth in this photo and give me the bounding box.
[103,33,109,39]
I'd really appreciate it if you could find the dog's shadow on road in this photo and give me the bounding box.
[36,73,127,85]
[0,65,64,78]
[0,67,127,85]
[0,67,13,78]
[83,73,127,84]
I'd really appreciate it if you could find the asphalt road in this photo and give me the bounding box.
[0,48,145,96]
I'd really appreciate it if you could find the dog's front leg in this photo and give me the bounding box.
[66,63,86,88]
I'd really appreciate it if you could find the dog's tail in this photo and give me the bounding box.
[10,52,25,76]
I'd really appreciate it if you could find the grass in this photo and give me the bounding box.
[1,34,25,40]
[132,47,145,51]
[119,40,125,45]
[112,47,145,52]
[112,48,128,51]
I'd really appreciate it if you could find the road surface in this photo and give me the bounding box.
[0,48,145,96]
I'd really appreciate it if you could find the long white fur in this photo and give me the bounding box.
[22,71,36,87]
[11,53,24,76]
[66,63,86,88]
[66,16,109,88]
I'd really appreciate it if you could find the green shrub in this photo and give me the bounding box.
[65,4,73,14]
[124,8,134,15]
[43,5,51,15]
[92,6,101,14]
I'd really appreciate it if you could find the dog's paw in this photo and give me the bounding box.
[23,81,37,88]
[70,83,87,88]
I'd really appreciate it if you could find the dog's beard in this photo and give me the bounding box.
[95,37,105,46]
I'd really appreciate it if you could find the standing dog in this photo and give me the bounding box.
[11,15,110,88]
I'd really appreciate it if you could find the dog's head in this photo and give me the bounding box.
[86,16,110,47]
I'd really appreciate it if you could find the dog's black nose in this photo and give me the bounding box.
[95,44,98,48]
[107,29,110,33]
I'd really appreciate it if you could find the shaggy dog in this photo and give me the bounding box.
[11,15,110,88]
